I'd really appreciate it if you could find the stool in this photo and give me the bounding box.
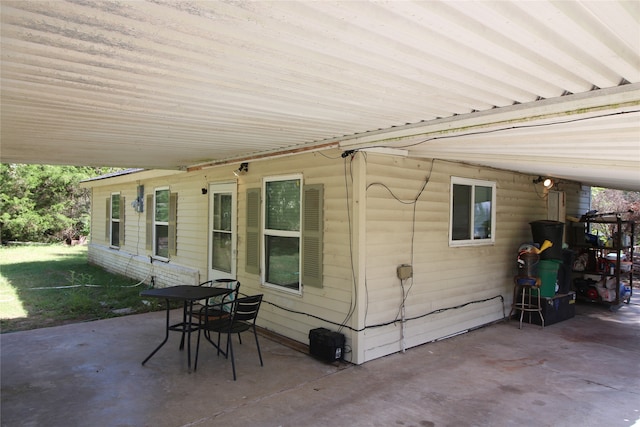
[509,276,544,329]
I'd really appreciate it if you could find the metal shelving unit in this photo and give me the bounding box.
[571,215,634,307]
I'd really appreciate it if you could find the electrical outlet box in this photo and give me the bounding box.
[397,264,413,280]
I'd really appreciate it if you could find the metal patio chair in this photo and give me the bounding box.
[195,294,264,380]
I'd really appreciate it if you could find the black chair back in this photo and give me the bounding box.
[232,294,262,323]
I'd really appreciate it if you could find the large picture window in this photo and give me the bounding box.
[450,177,496,246]
[262,175,302,292]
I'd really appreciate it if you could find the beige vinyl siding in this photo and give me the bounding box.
[565,184,591,218]
[360,155,547,362]
[231,150,355,347]
[164,183,207,271]
[84,151,587,365]
[88,177,205,287]
[139,172,220,273]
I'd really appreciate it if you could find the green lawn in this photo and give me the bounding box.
[0,244,164,332]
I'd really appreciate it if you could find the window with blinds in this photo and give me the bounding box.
[245,176,323,293]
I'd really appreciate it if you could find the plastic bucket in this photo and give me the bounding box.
[537,259,561,297]
[530,220,564,260]
[518,252,539,277]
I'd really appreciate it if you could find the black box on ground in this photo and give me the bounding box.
[309,328,345,362]
[519,292,576,326]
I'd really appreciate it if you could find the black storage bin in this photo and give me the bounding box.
[557,250,575,294]
[309,328,345,362]
[567,222,586,247]
[530,220,565,260]
[520,292,576,326]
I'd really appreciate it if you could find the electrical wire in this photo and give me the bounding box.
[338,152,358,334]
[365,159,432,324]
[276,155,504,340]
[24,280,147,291]
[262,294,505,333]
[25,254,155,291]
[315,150,343,160]
[399,277,406,353]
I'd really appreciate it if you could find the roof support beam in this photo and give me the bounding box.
[338,83,640,150]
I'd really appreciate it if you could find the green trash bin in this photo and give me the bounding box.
[537,259,561,297]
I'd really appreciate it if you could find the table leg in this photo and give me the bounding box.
[142,298,170,365]
[187,300,194,371]
[179,302,188,350]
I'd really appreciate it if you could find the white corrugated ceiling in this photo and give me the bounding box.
[1,1,639,189]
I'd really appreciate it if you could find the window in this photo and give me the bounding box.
[155,188,170,258]
[450,177,496,246]
[263,175,302,292]
[147,188,177,259]
[106,193,124,247]
[212,192,232,272]
[110,193,121,247]
[246,177,323,293]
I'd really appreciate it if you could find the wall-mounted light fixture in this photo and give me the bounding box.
[201,188,208,195]
[533,176,554,189]
[233,162,249,177]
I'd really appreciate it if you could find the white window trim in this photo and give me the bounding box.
[449,177,496,247]
[110,192,120,248]
[153,186,170,261]
[261,174,303,295]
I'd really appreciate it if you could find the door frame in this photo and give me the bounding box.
[208,181,237,281]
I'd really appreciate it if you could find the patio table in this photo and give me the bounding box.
[140,285,232,371]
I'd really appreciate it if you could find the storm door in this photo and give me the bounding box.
[208,182,237,281]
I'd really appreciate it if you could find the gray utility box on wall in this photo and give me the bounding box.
[309,328,345,362]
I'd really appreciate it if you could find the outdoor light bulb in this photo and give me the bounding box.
[543,178,553,188]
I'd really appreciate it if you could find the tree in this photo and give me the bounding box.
[590,187,640,245]
[0,165,121,243]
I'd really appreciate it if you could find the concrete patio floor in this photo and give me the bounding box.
[2,300,639,427]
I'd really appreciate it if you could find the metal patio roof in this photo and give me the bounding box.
[1,1,639,189]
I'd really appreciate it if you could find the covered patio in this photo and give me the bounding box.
[1,2,639,425]
[2,301,639,427]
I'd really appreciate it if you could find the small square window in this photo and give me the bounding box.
[450,177,496,246]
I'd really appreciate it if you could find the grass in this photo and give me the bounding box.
[0,244,166,333]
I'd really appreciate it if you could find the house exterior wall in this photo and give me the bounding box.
[88,172,204,288]
[359,155,556,362]
[232,151,355,348]
[84,150,586,365]
[86,150,358,354]
[566,185,591,218]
